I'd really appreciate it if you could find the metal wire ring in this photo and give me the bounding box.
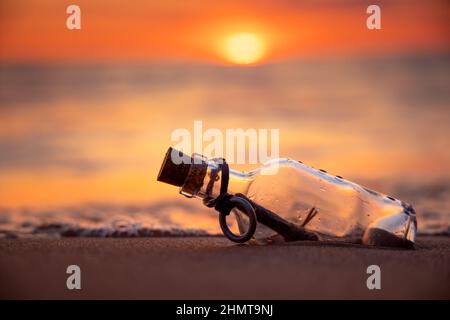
[218,196,257,243]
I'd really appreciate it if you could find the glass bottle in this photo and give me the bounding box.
[157,147,416,248]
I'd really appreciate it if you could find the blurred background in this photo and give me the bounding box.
[0,0,449,236]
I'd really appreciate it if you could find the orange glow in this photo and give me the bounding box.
[0,0,448,63]
[223,33,266,65]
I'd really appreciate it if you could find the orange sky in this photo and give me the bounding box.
[0,0,448,63]
[0,0,449,209]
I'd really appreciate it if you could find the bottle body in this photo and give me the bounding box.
[232,159,416,246]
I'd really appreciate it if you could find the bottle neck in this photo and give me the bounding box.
[226,168,255,197]
[180,159,254,201]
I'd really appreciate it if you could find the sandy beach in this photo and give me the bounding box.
[0,236,449,299]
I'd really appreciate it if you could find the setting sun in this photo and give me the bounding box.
[224,33,266,65]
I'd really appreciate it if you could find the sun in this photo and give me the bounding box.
[224,33,266,65]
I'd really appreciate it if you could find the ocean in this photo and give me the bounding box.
[0,54,449,238]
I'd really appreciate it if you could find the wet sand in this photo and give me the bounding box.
[0,236,449,299]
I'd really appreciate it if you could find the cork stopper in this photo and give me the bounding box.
[157,147,193,187]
